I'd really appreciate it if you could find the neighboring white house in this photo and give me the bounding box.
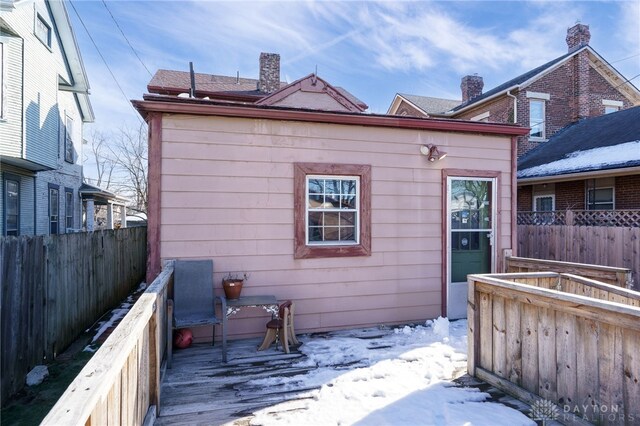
[0,0,96,235]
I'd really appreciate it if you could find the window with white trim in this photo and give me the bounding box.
[4,176,19,236]
[529,99,545,139]
[587,187,614,210]
[307,176,359,244]
[49,184,59,234]
[35,14,51,48]
[65,188,74,230]
[533,195,555,212]
[604,106,619,114]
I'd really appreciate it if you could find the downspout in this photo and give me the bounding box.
[506,90,517,124]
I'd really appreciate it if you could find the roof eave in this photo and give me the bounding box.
[446,85,519,116]
[48,0,94,122]
[517,164,640,184]
[133,95,530,137]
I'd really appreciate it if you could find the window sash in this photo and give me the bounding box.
[529,100,545,139]
[49,187,59,234]
[534,195,554,212]
[5,178,19,235]
[35,15,51,47]
[587,187,614,210]
[306,175,360,245]
[65,190,73,229]
[64,116,74,163]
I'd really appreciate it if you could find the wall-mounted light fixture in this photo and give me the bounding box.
[420,144,447,162]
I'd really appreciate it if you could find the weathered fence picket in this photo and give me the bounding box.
[0,227,147,404]
[516,225,639,288]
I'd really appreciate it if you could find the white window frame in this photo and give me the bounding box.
[35,13,51,48]
[65,188,74,230]
[533,195,555,212]
[4,176,20,236]
[586,186,614,210]
[529,99,546,140]
[305,174,360,246]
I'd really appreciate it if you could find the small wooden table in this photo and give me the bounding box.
[219,296,279,362]
[225,295,279,318]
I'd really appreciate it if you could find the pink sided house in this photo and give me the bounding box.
[133,53,528,341]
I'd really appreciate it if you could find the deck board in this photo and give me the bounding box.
[156,331,543,425]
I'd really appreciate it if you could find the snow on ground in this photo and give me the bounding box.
[249,317,535,426]
[518,140,640,178]
[83,282,147,351]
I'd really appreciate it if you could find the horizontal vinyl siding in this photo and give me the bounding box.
[0,35,24,156]
[160,115,514,339]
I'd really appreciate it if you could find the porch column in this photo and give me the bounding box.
[121,204,127,228]
[107,203,114,229]
[86,199,95,232]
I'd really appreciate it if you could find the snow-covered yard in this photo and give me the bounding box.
[246,318,535,426]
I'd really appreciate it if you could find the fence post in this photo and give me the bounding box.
[565,209,574,226]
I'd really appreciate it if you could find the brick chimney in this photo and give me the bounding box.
[566,23,590,53]
[258,52,280,94]
[460,74,484,103]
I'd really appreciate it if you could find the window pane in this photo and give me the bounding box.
[604,106,618,114]
[535,196,553,211]
[308,179,323,194]
[65,117,74,163]
[529,100,544,138]
[340,227,355,241]
[305,174,360,246]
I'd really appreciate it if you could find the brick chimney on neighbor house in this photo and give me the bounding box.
[460,74,484,103]
[566,23,591,52]
[566,24,591,120]
[258,52,280,94]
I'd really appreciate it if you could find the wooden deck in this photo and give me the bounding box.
[156,330,539,426]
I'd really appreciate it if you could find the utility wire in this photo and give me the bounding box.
[100,0,153,78]
[610,53,640,64]
[68,0,145,125]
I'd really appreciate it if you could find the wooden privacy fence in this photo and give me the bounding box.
[517,224,640,289]
[42,263,173,425]
[505,256,633,288]
[468,272,640,425]
[0,227,146,403]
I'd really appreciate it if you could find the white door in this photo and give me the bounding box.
[447,177,496,319]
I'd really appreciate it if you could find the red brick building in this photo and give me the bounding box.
[389,24,640,214]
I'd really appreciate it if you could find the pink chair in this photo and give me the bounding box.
[258,300,299,353]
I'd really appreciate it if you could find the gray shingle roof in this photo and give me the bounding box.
[517,106,640,178]
[398,94,461,114]
[148,69,367,109]
[451,51,575,112]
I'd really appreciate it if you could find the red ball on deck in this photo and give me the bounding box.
[173,328,193,349]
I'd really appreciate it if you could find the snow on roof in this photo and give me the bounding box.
[518,140,640,178]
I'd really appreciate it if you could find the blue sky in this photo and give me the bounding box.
[69,0,640,133]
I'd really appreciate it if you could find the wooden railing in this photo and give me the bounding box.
[0,227,147,404]
[505,256,633,288]
[517,209,640,227]
[468,272,640,425]
[41,264,173,425]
